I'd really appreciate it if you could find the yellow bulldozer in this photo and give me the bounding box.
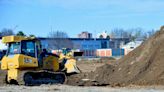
[1,36,80,85]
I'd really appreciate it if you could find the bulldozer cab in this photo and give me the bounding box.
[1,36,42,70]
[6,38,41,59]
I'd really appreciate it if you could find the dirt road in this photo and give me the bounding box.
[0,85,164,92]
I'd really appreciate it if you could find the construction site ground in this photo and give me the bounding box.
[0,85,164,92]
[0,61,164,92]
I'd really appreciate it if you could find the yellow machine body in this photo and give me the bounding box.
[1,52,38,82]
[1,54,38,70]
[43,55,59,72]
[2,36,33,43]
[1,54,60,82]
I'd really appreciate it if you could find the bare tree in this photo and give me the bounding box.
[110,28,132,38]
[47,31,73,50]
[142,32,148,41]
[110,28,155,41]
[0,28,15,37]
[128,28,143,41]
[48,31,68,38]
[147,30,155,38]
[141,29,156,41]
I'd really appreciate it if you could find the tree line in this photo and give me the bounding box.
[0,28,35,37]
[99,28,156,41]
[0,27,157,50]
[0,28,73,50]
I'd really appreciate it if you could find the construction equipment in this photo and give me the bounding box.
[0,36,80,85]
[59,48,82,74]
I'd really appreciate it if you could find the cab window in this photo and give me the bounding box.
[8,42,20,55]
[21,41,35,57]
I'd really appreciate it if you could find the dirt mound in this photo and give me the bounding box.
[67,26,164,86]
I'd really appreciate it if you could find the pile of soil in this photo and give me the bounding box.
[67,26,164,86]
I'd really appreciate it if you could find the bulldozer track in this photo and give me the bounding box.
[17,70,67,86]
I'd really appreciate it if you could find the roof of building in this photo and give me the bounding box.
[38,37,130,41]
[121,41,143,49]
[38,37,110,41]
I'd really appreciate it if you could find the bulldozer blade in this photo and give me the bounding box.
[64,59,80,74]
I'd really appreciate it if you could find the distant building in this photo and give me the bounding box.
[122,41,143,55]
[121,41,143,49]
[71,38,109,50]
[39,38,109,50]
[39,37,130,57]
[78,31,92,38]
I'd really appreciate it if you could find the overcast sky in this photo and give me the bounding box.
[0,0,164,37]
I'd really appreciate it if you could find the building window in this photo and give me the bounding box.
[88,45,93,48]
[82,45,87,49]
[95,45,99,48]
[101,41,107,48]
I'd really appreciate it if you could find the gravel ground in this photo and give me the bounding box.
[0,85,164,92]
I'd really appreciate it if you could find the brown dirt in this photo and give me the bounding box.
[0,70,7,86]
[67,26,164,87]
